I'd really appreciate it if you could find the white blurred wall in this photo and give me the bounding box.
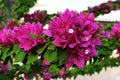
[29,0,109,14]
[76,67,120,80]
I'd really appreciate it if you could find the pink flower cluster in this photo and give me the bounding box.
[44,9,101,68]
[100,30,111,38]
[0,29,12,45]
[24,10,47,22]
[0,22,45,51]
[111,22,120,40]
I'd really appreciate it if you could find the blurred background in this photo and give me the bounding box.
[29,0,120,22]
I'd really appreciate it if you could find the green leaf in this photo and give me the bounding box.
[69,68,79,78]
[26,53,38,64]
[58,49,69,65]
[14,51,25,62]
[29,33,37,39]
[49,64,60,76]
[13,45,22,55]
[7,51,13,56]
[1,47,10,61]
[25,64,31,70]
[36,44,48,54]
[102,40,109,47]
[0,48,2,56]
[44,50,57,62]
[36,45,43,53]
[48,44,56,50]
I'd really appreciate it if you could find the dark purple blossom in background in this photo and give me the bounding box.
[24,10,47,22]
[87,0,120,16]
[5,21,15,29]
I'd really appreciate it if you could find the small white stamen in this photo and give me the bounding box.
[85,37,89,41]
[85,50,89,54]
[69,29,74,33]
[85,35,92,41]
[43,24,49,30]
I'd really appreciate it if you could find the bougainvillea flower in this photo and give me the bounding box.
[19,35,37,51]
[111,22,120,40]
[59,68,65,77]
[100,30,111,38]
[42,59,50,66]
[66,53,85,68]
[0,62,9,73]
[11,26,24,43]
[41,72,52,80]
[44,9,101,68]
[0,29,12,45]
[11,22,45,51]
[24,10,47,22]
[5,21,15,29]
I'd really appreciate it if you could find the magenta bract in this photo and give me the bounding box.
[11,22,45,51]
[0,22,46,51]
[44,9,101,68]
[111,22,120,40]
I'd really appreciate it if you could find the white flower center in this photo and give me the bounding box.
[85,35,92,41]
[85,50,89,54]
[69,28,74,33]
[43,24,49,30]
